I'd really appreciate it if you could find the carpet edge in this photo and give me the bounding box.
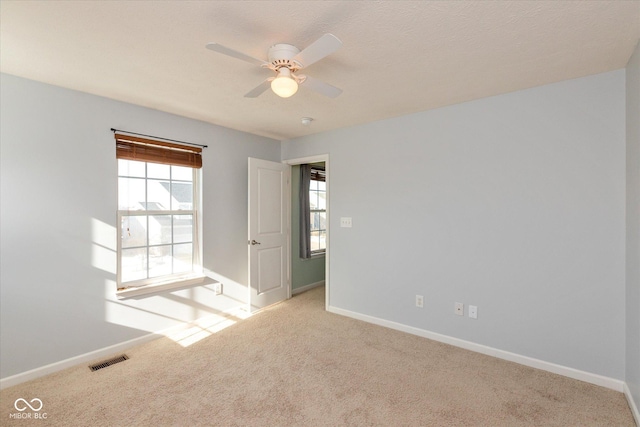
[624,382,640,426]
[0,332,161,390]
[327,305,625,392]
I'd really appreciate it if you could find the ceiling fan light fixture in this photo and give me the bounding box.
[271,68,298,98]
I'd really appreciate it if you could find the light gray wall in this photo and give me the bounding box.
[283,70,626,380]
[626,40,640,411]
[0,73,280,378]
[0,67,631,385]
[290,165,326,290]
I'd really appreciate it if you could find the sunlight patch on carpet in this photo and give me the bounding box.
[166,318,237,347]
[164,307,255,347]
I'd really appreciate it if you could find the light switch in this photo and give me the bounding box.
[340,217,352,228]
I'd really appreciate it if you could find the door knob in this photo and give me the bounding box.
[250,239,261,245]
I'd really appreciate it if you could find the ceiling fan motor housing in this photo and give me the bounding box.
[268,44,301,71]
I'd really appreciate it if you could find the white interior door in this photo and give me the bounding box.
[248,158,290,311]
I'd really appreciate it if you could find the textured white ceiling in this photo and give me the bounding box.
[1,1,639,140]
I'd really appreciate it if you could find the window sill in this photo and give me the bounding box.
[301,252,325,260]
[116,275,206,299]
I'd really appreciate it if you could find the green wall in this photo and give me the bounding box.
[291,164,326,291]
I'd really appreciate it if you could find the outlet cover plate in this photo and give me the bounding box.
[214,283,223,295]
[416,295,424,308]
[455,302,464,316]
[469,305,478,319]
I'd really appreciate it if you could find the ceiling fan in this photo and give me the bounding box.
[206,34,343,99]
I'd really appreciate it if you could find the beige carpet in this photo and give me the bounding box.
[0,286,635,426]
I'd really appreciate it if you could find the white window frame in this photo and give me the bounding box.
[309,169,326,255]
[116,161,203,297]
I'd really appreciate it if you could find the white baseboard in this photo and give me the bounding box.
[0,307,245,390]
[327,305,624,392]
[624,382,640,426]
[292,280,325,296]
[2,297,629,402]
[0,332,162,390]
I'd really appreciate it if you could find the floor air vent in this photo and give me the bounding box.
[89,354,129,372]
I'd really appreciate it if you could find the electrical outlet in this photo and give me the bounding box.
[454,302,464,316]
[214,283,223,295]
[469,305,478,319]
[415,295,424,308]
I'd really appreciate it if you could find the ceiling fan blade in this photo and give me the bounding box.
[299,75,342,98]
[292,34,342,68]
[244,78,273,98]
[206,42,268,67]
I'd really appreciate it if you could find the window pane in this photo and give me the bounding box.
[118,159,145,177]
[310,212,320,231]
[174,243,193,273]
[121,248,147,282]
[148,215,172,245]
[317,191,326,210]
[147,163,170,179]
[310,230,321,252]
[173,215,193,243]
[149,245,172,278]
[121,216,147,248]
[118,159,198,286]
[171,182,193,210]
[319,212,327,231]
[118,177,146,210]
[317,181,326,191]
[172,165,193,182]
[146,180,170,210]
[309,191,318,209]
[318,230,326,251]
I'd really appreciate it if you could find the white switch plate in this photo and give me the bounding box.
[469,305,478,319]
[214,283,223,295]
[415,295,424,308]
[454,302,464,316]
[340,217,352,228]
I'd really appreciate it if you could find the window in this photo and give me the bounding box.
[300,163,326,259]
[309,167,326,253]
[115,133,202,291]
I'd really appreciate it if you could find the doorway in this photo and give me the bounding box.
[287,155,329,308]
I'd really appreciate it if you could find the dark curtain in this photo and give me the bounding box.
[299,164,312,259]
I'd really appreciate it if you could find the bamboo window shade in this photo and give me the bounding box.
[115,133,202,169]
[310,167,326,182]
